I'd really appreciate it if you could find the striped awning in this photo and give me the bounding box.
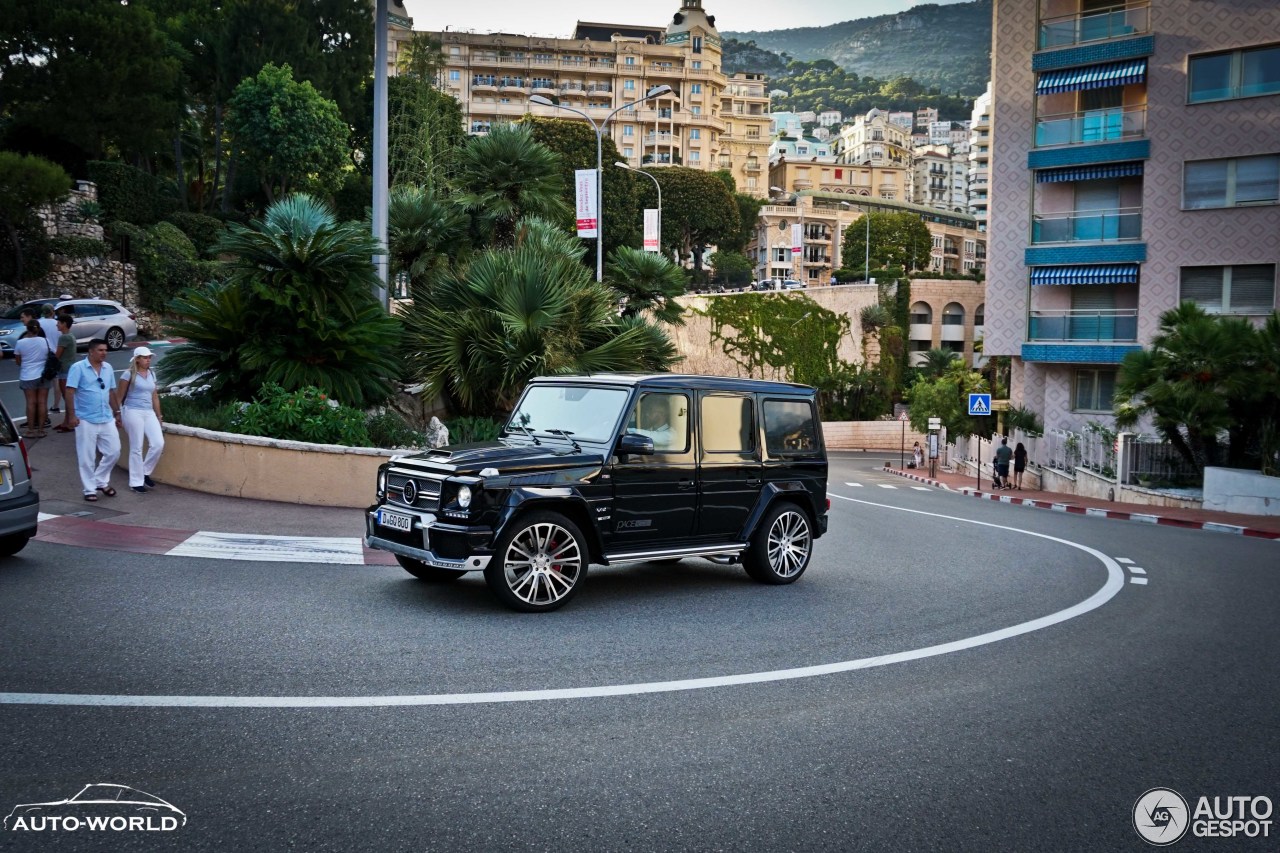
[1036,59,1147,94]
[1036,162,1145,183]
[1030,264,1140,285]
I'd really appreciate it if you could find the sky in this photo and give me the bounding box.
[401,1,968,38]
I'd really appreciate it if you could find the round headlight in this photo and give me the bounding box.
[377,468,387,494]
[456,485,472,508]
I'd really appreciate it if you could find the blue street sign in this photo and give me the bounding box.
[968,393,992,416]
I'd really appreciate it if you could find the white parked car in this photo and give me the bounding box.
[781,280,805,290]
[0,297,138,355]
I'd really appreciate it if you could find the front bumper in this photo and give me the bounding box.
[364,504,492,572]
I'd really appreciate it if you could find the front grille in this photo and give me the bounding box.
[387,471,443,510]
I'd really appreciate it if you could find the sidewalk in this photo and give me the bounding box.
[23,428,395,565]
[881,461,1280,540]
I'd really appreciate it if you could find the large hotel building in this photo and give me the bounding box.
[985,0,1280,433]
[394,1,772,197]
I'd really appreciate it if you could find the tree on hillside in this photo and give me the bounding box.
[906,361,989,439]
[649,167,740,275]
[0,152,71,284]
[454,124,569,248]
[842,211,932,274]
[0,0,182,166]
[227,63,348,204]
[522,116,641,258]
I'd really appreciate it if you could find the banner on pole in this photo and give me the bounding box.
[643,208,659,252]
[791,223,803,256]
[575,169,599,238]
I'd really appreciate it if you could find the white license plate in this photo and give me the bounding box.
[378,509,414,532]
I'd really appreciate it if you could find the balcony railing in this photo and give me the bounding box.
[1032,207,1142,243]
[1035,105,1147,148]
[1028,309,1139,342]
[1038,2,1150,49]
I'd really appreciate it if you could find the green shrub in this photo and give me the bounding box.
[446,415,503,444]
[160,393,238,431]
[86,160,177,226]
[231,383,371,446]
[48,235,109,260]
[134,222,207,312]
[165,212,226,258]
[365,410,425,449]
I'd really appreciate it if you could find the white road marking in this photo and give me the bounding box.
[1128,567,1146,575]
[911,486,931,491]
[1129,578,1148,585]
[844,482,864,487]
[166,532,366,565]
[0,494,1126,708]
[1116,558,1134,564]
[877,484,897,489]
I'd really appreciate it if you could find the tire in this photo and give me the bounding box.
[0,533,32,557]
[484,511,588,612]
[743,503,813,585]
[105,327,126,351]
[395,553,466,582]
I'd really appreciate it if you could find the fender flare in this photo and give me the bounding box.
[496,487,606,561]
[740,481,821,541]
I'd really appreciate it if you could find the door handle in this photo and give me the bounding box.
[678,478,695,490]
[745,477,761,487]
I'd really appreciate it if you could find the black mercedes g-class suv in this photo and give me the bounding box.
[365,374,828,612]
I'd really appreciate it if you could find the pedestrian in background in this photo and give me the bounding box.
[63,338,122,501]
[52,314,76,430]
[912,441,923,470]
[1013,441,1028,490]
[13,320,50,439]
[118,347,164,493]
[994,437,1013,491]
[39,305,60,418]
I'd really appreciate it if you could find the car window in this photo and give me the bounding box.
[0,404,18,444]
[764,398,820,455]
[700,394,755,453]
[625,392,690,453]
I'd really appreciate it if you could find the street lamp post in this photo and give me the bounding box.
[372,0,390,306]
[615,161,661,254]
[530,85,673,282]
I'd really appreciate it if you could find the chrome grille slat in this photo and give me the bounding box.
[387,471,444,510]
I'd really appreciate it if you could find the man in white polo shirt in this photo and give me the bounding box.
[63,338,122,501]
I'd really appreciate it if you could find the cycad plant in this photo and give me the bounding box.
[606,246,687,326]
[387,183,469,295]
[402,216,678,417]
[160,194,401,408]
[453,124,569,247]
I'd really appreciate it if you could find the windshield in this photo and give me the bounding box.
[504,385,630,444]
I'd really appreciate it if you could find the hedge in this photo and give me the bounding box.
[86,161,178,227]
[165,212,226,258]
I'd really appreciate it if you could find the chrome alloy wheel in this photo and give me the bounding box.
[766,510,811,579]
[502,521,584,607]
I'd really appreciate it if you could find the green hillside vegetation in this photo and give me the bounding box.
[725,0,992,98]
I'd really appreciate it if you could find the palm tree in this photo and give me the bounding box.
[918,347,960,380]
[453,124,569,247]
[402,217,678,416]
[161,194,401,407]
[605,247,687,326]
[387,184,468,294]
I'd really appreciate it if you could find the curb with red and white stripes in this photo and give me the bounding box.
[883,466,1280,540]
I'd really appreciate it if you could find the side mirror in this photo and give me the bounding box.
[617,432,654,456]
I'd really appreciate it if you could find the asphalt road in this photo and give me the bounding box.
[1,454,1277,851]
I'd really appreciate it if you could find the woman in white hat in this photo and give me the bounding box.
[117,347,165,493]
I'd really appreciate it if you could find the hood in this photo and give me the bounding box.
[390,439,604,477]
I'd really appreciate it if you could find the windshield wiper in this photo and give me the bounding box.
[542,429,581,452]
[505,422,541,445]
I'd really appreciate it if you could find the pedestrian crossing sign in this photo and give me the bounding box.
[968,393,992,416]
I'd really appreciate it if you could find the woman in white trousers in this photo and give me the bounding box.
[118,346,165,494]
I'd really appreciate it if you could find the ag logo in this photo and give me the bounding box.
[1134,788,1190,846]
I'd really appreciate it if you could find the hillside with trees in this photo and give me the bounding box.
[725,0,992,98]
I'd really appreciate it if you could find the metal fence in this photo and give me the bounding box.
[1123,434,1201,487]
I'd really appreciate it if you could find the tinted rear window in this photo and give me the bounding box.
[763,398,820,455]
[0,404,19,444]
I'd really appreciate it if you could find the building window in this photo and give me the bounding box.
[747,177,757,189]
[691,106,701,115]
[625,56,636,65]
[623,147,634,158]
[624,79,636,91]
[692,61,702,70]
[449,70,460,81]
[693,36,703,54]
[1184,154,1280,208]
[689,128,700,140]
[691,83,702,95]
[797,146,807,155]
[1180,265,1276,314]
[690,151,700,162]
[623,126,634,137]
[1189,44,1280,103]
[1072,369,1117,413]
